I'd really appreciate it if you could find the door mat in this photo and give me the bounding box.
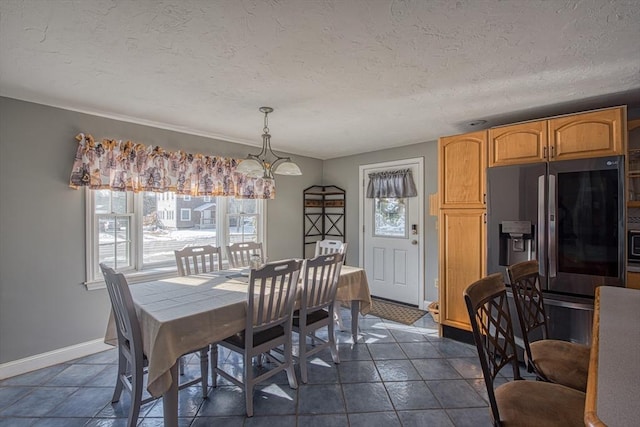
[368,298,427,325]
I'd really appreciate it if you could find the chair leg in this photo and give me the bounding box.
[179,356,185,375]
[112,351,127,403]
[211,345,218,388]
[128,363,144,427]
[328,315,340,364]
[334,305,346,331]
[199,348,209,398]
[244,355,254,417]
[285,335,299,389]
[299,328,309,384]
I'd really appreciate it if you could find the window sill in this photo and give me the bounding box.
[84,266,179,291]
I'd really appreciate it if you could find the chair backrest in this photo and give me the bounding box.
[99,263,145,366]
[314,239,348,257]
[464,273,522,425]
[175,245,222,276]
[506,260,549,365]
[300,253,344,315]
[246,259,303,335]
[226,242,264,268]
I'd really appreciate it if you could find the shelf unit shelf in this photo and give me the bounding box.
[303,185,346,258]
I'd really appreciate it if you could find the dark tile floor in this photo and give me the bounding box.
[0,309,532,426]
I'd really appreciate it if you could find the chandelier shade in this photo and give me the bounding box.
[236,107,302,179]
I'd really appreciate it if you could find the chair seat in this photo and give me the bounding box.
[293,309,329,327]
[495,380,586,426]
[530,339,590,392]
[224,325,285,349]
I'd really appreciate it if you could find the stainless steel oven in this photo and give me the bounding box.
[628,230,640,262]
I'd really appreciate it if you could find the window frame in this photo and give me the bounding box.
[85,189,266,289]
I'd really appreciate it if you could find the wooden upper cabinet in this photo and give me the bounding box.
[548,107,625,161]
[489,120,548,167]
[439,130,487,209]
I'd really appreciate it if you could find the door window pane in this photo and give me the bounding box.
[374,198,407,237]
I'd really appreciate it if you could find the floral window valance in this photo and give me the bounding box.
[366,169,417,198]
[68,133,275,199]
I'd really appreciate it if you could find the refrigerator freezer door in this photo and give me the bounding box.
[487,163,547,281]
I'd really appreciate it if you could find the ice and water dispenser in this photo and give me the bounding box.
[498,221,535,266]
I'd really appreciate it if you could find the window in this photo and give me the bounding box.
[373,197,407,237]
[86,189,265,286]
[227,198,260,244]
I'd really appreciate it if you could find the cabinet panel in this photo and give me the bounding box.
[626,272,640,290]
[549,107,624,161]
[489,120,548,167]
[439,131,487,208]
[438,209,486,331]
[627,119,640,207]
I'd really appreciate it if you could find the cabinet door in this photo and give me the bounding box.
[627,119,640,207]
[439,131,487,208]
[488,120,548,167]
[548,107,625,161]
[627,272,640,290]
[438,209,486,331]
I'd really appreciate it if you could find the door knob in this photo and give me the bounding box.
[411,240,418,245]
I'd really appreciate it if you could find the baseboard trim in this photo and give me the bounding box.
[0,339,112,380]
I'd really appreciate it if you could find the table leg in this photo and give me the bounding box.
[163,362,179,427]
[351,301,360,343]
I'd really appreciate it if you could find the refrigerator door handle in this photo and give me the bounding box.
[548,174,557,278]
[538,175,546,277]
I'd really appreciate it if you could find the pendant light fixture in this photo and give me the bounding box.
[235,107,302,179]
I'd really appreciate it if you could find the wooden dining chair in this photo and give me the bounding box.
[464,273,586,427]
[211,258,303,417]
[175,245,222,275]
[314,239,348,257]
[99,264,210,427]
[295,253,343,383]
[226,241,264,268]
[507,260,590,392]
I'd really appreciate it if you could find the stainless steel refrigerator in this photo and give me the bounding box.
[487,155,624,345]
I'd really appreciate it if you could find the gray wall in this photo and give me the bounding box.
[0,97,322,363]
[323,142,439,303]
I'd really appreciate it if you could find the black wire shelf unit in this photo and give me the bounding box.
[303,185,346,258]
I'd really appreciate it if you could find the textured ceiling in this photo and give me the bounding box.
[1,0,639,159]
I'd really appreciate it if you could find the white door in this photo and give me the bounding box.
[360,158,424,306]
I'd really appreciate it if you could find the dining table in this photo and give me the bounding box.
[104,264,371,427]
[584,286,640,427]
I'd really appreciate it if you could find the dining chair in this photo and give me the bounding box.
[226,241,264,268]
[294,253,344,383]
[211,258,303,417]
[99,264,210,427]
[314,239,348,257]
[314,239,348,329]
[175,244,223,275]
[464,273,586,427]
[174,244,222,374]
[507,260,590,392]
